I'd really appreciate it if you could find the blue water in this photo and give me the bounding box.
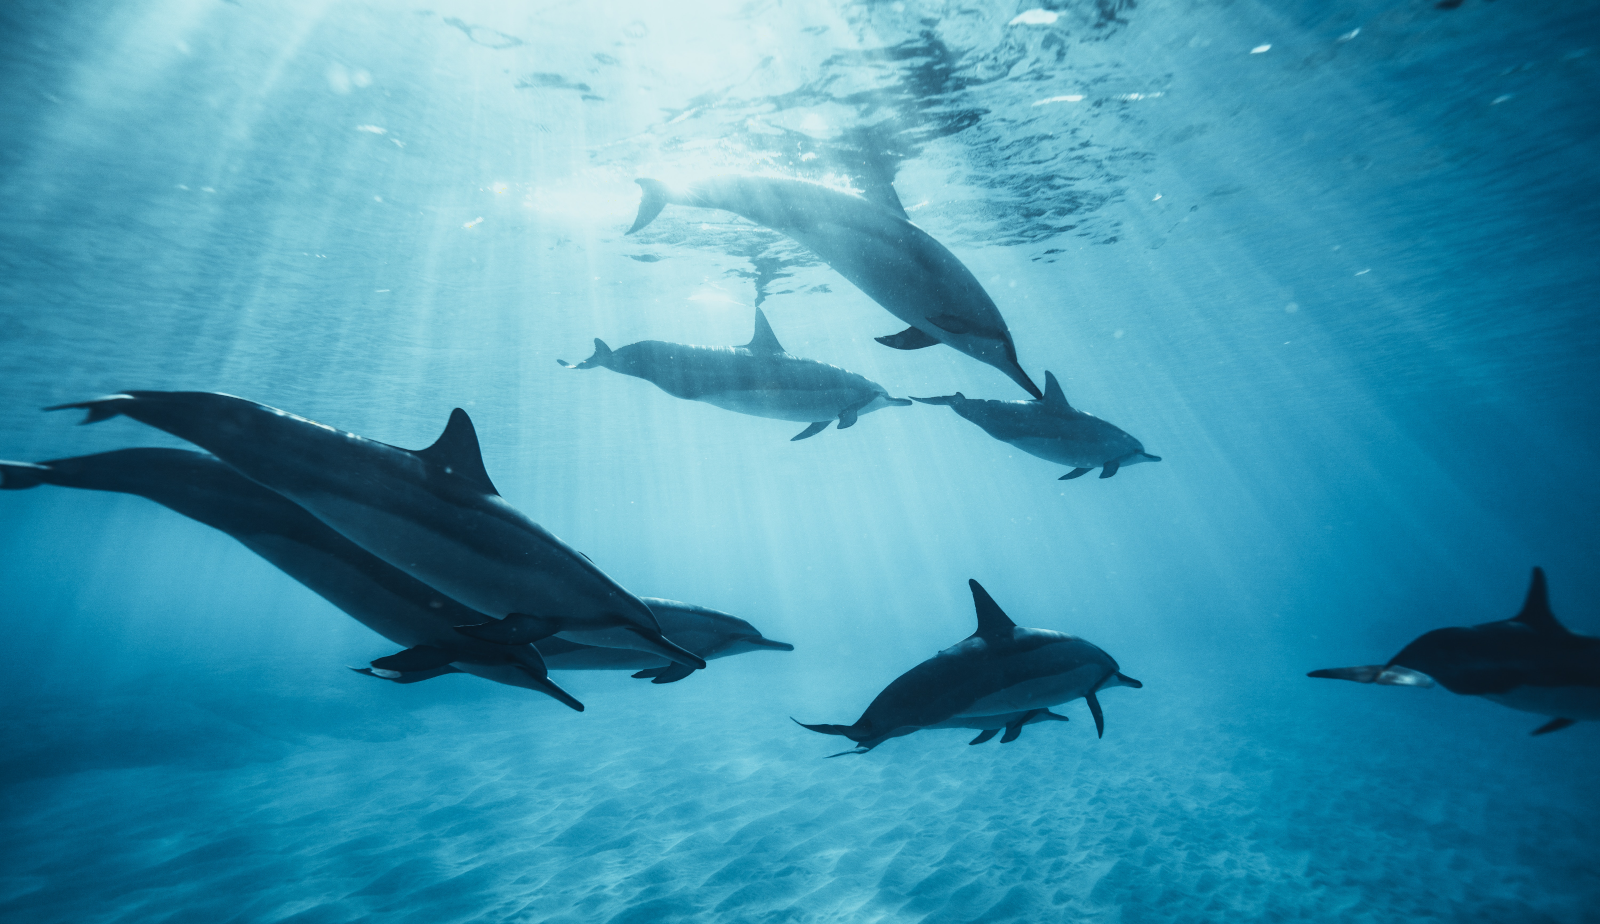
[3,1,1599,921]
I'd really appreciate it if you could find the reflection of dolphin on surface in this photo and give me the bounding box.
[926,708,1070,745]
[560,308,911,441]
[797,579,1141,756]
[46,391,706,672]
[628,175,1043,399]
[915,372,1160,480]
[1310,568,1600,735]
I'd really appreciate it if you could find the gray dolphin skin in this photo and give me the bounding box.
[797,580,1142,756]
[1309,568,1600,735]
[926,708,1071,745]
[627,175,1043,399]
[914,371,1160,480]
[543,599,794,683]
[0,448,587,709]
[559,308,912,441]
[44,391,707,671]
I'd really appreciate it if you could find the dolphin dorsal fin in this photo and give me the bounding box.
[1513,567,1567,634]
[1042,372,1072,409]
[744,309,786,354]
[967,579,1017,642]
[414,408,499,496]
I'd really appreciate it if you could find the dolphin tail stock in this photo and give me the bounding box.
[556,339,613,370]
[0,460,53,489]
[627,178,673,234]
[1306,665,1436,687]
[910,393,965,406]
[43,393,138,425]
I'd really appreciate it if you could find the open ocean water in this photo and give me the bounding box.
[2,1,1599,922]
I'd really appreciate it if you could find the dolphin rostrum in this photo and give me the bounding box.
[914,371,1160,480]
[627,175,1043,399]
[560,309,911,441]
[797,579,1141,756]
[0,448,586,709]
[1309,568,1600,735]
[45,391,706,671]
[926,709,1071,745]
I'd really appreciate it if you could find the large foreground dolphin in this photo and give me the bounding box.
[797,580,1141,756]
[560,308,911,440]
[46,391,705,671]
[1309,568,1600,735]
[628,175,1043,399]
[0,448,586,709]
[915,372,1160,480]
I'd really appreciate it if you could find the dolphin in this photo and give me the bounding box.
[1309,568,1600,735]
[926,708,1071,745]
[44,391,706,671]
[559,308,912,441]
[541,598,794,683]
[627,175,1043,399]
[914,371,1160,479]
[797,579,1141,756]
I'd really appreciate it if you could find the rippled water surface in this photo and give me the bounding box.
[2,1,1599,922]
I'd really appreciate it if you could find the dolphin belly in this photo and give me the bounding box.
[1008,437,1112,469]
[959,664,1108,715]
[1483,686,1600,720]
[695,387,866,422]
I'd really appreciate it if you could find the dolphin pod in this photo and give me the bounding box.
[44,391,709,672]
[797,580,1141,756]
[1309,568,1600,735]
[628,175,1043,400]
[560,308,912,440]
[0,449,792,705]
[915,371,1160,479]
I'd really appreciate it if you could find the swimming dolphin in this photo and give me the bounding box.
[559,308,912,441]
[541,598,794,683]
[1309,568,1600,735]
[797,579,1141,756]
[926,708,1071,745]
[0,449,586,709]
[914,371,1160,479]
[627,175,1043,399]
[44,391,706,671]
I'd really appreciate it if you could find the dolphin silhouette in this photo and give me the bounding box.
[542,598,794,683]
[797,580,1141,756]
[926,708,1071,745]
[44,391,706,671]
[1310,568,1600,735]
[560,308,911,440]
[628,175,1042,399]
[915,371,1159,480]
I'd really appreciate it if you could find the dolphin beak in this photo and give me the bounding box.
[745,636,795,651]
[1141,453,1162,462]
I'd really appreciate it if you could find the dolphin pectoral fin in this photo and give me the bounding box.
[514,666,585,711]
[792,421,830,441]
[837,397,874,430]
[455,612,560,644]
[1086,691,1105,738]
[1060,468,1093,480]
[45,394,136,425]
[876,326,942,350]
[969,729,999,745]
[350,664,462,684]
[1099,459,1121,479]
[649,662,697,684]
[628,178,670,234]
[631,668,665,679]
[370,646,456,673]
[1532,717,1577,736]
[0,461,52,489]
[623,626,707,670]
[1001,711,1038,744]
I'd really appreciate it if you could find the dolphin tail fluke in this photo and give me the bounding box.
[1532,717,1576,735]
[0,460,52,489]
[910,394,963,406]
[558,339,613,370]
[792,717,870,740]
[791,421,830,441]
[628,178,671,234]
[1307,665,1435,687]
[1060,468,1093,480]
[44,394,136,425]
[968,728,999,745]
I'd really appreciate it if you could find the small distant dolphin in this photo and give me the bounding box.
[559,308,912,441]
[797,579,1141,756]
[927,708,1071,745]
[0,448,584,710]
[46,391,706,671]
[915,371,1160,479]
[628,175,1043,399]
[1309,568,1600,735]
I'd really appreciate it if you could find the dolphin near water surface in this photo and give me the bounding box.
[628,175,1043,399]
[560,308,911,440]
[915,371,1160,480]
[44,391,707,672]
[1309,568,1600,735]
[797,579,1141,756]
